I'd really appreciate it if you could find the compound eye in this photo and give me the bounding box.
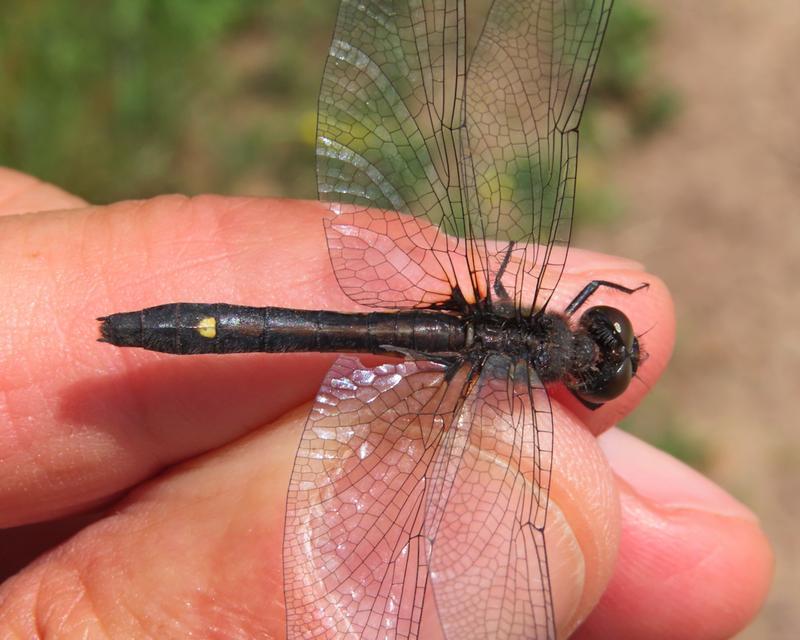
[573,358,633,404]
[573,306,637,405]
[580,305,635,350]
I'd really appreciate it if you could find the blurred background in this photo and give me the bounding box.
[0,0,796,636]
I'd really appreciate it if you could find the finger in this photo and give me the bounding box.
[0,392,621,638]
[1,196,672,527]
[2,196,347,527]
[0,167,86,216]
[573,429,773,640]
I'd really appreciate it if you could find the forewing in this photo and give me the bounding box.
[318,1,611,313]
[465,0,613,313]
[428,355,556,639]
[284,356,474,639]
[317,0,474,308]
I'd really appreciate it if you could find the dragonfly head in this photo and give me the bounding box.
[570,305,639,406]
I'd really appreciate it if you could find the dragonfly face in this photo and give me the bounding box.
[98,1,639,638]
[570,305,640,404]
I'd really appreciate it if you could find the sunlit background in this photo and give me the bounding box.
[1,1,796,636]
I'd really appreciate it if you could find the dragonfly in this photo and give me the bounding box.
[100,0,648,638]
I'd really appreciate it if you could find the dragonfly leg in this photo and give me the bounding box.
[379,344,460,369]
[430,285,471,313]
[492,241,516,304]
[564,280,649,316]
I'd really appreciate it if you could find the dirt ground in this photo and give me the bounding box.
[578,1,799,637]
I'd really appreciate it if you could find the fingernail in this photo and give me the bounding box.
[545,499,586,634]
[598,427,758,522]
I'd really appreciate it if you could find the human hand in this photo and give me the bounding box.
[0,168,772,638]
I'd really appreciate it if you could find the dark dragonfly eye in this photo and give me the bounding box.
[573,306,638,404]
[582,305,635,351]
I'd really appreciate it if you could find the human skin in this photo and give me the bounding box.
[0,168,772,638]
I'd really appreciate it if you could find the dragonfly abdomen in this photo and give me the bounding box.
[98,303,468,356]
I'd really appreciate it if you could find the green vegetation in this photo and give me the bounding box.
[590,0,681,137]
[1,0,675,208]
[576,0,681,225]
[0,1,335,202]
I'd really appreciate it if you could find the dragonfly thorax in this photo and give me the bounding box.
[465,311,580,379]
[466,305,640,404]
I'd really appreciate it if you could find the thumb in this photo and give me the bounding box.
[0,397,621,639]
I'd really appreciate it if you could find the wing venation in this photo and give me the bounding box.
[285,354,557,639]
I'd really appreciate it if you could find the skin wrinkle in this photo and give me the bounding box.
[49,569,91,637]
[29,563,64,638]
[45,290,74,370]
[76,532,142,639]
[72,214,102,306]
[159,196,220,276]
[82,207,119,351]
[140,196,196,280]
[91,204,137,308]
[111,198,165,280]
[195,586,281,638]
[112,583,153,640]
[32,572,46,639]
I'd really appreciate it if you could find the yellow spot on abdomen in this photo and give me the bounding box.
[196,316,217,339]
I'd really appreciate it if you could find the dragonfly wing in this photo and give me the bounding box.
[284,355,475,639]
[317,0,611,314]
[428,354,556,639]
[465,0,613,313]
[317,0,473,308]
